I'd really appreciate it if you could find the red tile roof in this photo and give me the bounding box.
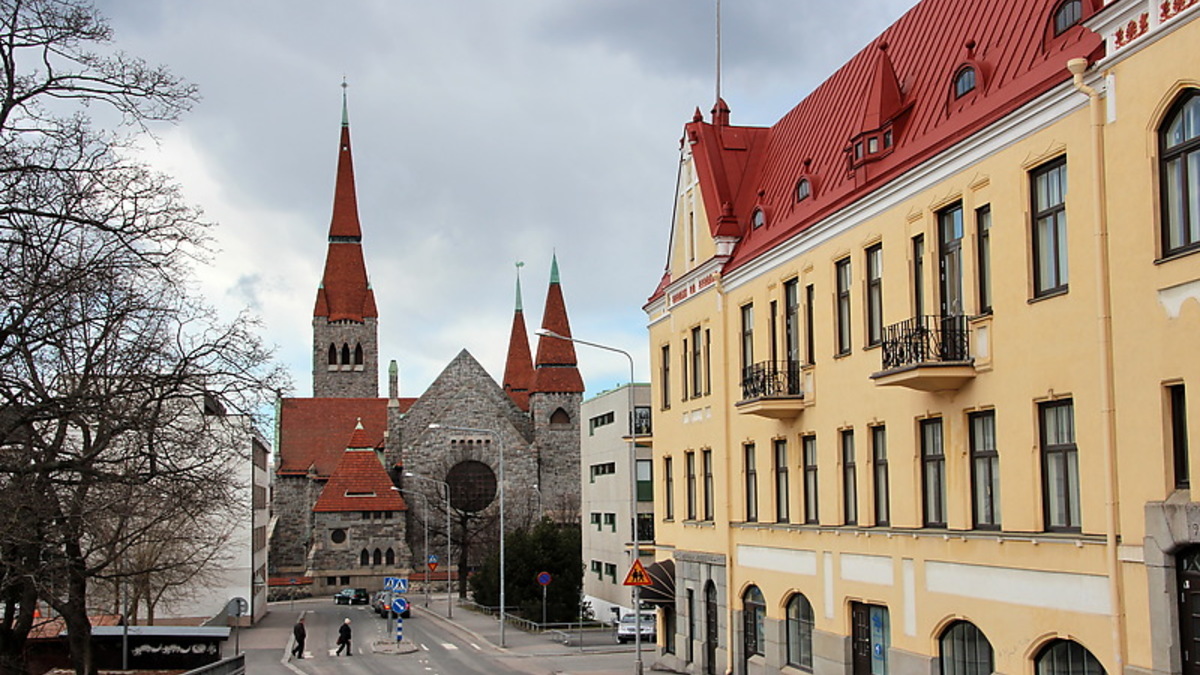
[313,439,407,512]
[277,397,415,477]
[653,0,1103,300]
[502,304,534,411]
[533,256,583,394]
[330,122,362,239]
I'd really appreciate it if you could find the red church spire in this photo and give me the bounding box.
[313,84,378,322]
[502,263,535,410]
[533,254,584,394]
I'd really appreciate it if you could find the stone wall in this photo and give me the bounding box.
[311,317,378,398]
[310,509,410,590]
[270,474,319,573]
[529,390,582,521]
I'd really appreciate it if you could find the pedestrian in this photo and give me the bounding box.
[291,617,306,659]
[336,617,352,656]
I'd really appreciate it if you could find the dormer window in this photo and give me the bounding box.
[752,208,766,229]
[854,142,864,160]
[1054,0,1082,35]
[868,137,879,154]
[954,67,977,99]
[795,179,811,202]
[884,130,893,148]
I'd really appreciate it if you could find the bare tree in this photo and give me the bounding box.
[0,1,288,673]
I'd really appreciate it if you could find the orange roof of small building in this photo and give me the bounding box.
[313,425,407,513]
[533,255,583,394]
[651,0,1103,301]
[277,397,414,477]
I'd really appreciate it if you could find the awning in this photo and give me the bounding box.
[640,559,675,605]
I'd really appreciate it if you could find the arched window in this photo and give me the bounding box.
[373,548,382,565]
[550,408,571,425]
[385,548,395,565]
[1160,89,1200,256]
[359,549,370,566]
[742,585,766,658]
[328,344,338,365]
[354,343,364,365]
[1035,639,1105,675]
[1054,0,1082,35]
[954,67,977,99]
[796,179,811,202]
[341,343,351,365]
[785,593,814,670]
[939,621,994,675]
[751,208,766,229]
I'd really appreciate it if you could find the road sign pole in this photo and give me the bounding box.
[542,585,547,627]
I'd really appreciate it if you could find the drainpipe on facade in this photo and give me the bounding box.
[717,272,736,675]
[1067,57,1126,673]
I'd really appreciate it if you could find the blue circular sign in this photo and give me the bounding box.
[392,597,409,614]
[536,571,552,586]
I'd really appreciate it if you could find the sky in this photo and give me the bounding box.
[98,0,919,402]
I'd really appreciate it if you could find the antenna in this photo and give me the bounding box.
[715,0,722,106]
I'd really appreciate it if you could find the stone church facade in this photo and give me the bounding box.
[269,96,583,595]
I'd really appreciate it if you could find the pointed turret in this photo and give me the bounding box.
[532,255,584,394]
[860,42,905,131]
[502,265,535,411]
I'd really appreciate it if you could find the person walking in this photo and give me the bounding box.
[291,617,306,659]
[335,618,352,656]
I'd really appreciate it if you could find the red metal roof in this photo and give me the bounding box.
[277,397,414,477]
[655,0,1103,300]
[312,441,407,513]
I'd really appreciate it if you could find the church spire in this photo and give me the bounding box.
[532,254,584,394]
[502,262,534,410]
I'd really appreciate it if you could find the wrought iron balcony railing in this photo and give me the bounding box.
[879,314,971,371]
[740,360,804,401]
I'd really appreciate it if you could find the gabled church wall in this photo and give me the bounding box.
[310,510,410,591]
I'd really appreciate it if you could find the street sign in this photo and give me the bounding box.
[392,597,409,614]
[428,554,439,572]
[536,571,552,586]
[623,559,653,587]
[384,577,409,593]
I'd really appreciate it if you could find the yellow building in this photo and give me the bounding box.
[644,0,1200,673]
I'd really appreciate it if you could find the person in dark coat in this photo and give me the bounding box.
[336,617,352,656]
[291,617,306,659]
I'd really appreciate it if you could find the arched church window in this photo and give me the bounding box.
[373,548,382,565]
[359,549,370,566]
[328,344,338,365]
[354,343,364,365]
[386,548,395,565]
[341,343,351,365]
[550,408,571,426]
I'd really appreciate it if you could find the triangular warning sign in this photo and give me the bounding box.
[623,559,653,586]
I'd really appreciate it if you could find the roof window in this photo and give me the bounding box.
[751,208,766,229]
[1054,0,1082,35]
[795,179,811,202]
[954,67,976,99]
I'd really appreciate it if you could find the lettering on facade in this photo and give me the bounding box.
[669,274,717,306]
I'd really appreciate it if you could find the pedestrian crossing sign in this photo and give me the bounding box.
[623,559,653,586]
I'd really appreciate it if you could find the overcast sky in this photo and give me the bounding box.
[100,0,919,401]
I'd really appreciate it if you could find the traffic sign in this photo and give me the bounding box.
[392,597,409,614]
[536,571,552,586]
[623,559,653,586]
[428,554,439,572]
[385,577,409,593]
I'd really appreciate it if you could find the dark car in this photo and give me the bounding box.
[372,589,410,617]
[334,587,369,605]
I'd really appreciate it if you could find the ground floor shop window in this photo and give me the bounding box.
[939,621,993,675]
[1034,639,1104,675]
[786,593,814,671]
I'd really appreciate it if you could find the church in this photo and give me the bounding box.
[268,95,583,596]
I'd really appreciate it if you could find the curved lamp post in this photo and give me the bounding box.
[429,423,506,648]
[535,328,644,675]
[403,471,452,619]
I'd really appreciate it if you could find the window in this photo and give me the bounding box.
[954,67,976,98]
[784,279,800,366]
[940,203,965,316]
[1053,0,1083,35]
[774,439,790,523]
[1032,158,1069,297]
[741,304,755,376]
[872,426,889,526]
[686,451,697,520]
[1161,90,1200,257]
[752,208,766,228]
[637,459,653,502]
[742,586,766,657]
[661,345,671,410]
[373,548,382,565]
[805,284,816,365]
[977,205,993,313]
[691,326,703,398]
[970,411,1001,529]
[786,594,815,671]
[913,234,926,317]
[939,621,994,675]
[354,343,364,365]
[549,408,571,425]
[331,528,347,544]
[803,435,819,524]
[664,457,675,520]
[603,513,616,531]
[1041,400,1081,531]
[360,549,370,566]
[796,178,811,202]
[341,343,350,365]
[744,443,758,522]
[634,406,652,435]
[841,429,857,525]
[1171,384,1190,489]
[328,343,337,365]
[866,244,884,345]
[386,548,395,565]
[704,329,712,394]
[686,589,696,663]
[588,411,615,435]
[591,560,602,579]
[835,258,852,355]
[1034,639,1104,675]
[681,336,689,402]
[703,449,714,521]
[921,419,947,527]
[590,512,601,530]
[604,563,617,582]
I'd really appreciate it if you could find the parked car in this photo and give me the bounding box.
[334,587,369,605]
[615,612,656,644]
[372,589,410,617]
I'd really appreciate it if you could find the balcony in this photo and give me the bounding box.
[735,360,808,419]
[871,314,975,391]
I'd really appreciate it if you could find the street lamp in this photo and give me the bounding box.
[535,328,644,675]
[391,487,430,608]
[428,423,507,648]
[404,471,453,619]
